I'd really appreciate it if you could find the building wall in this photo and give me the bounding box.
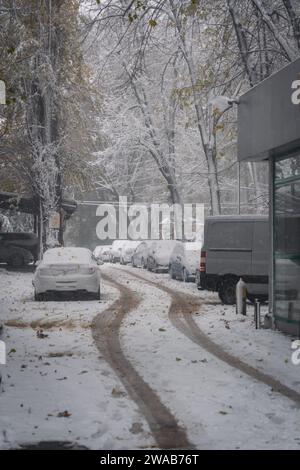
[272,153,300,336]
[238,59,300,336]
[238,58,300,162]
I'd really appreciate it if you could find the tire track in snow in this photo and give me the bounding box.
[121,267,300,406]
[91,272,192,450]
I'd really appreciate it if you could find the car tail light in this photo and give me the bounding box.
[200,250,206,272]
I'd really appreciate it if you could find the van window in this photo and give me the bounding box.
[208,221,253,250]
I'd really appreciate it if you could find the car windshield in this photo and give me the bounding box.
[43,248,92,265]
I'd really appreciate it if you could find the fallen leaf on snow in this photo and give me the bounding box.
[37,329,48,339]
[130,422,143,434]
[57,410,72,418]
[111,387,126,397]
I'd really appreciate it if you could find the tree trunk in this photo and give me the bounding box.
[205,145,221,215]
[227,0,260,86]
[168,0,221,214]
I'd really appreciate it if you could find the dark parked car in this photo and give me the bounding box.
[0,232,39,267]
[169,242,201,282]
[147,240,178,272]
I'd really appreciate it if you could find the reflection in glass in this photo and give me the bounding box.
[274,154,300,328]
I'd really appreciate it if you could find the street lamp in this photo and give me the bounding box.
[208,94,241,214]
[208,95,240,112]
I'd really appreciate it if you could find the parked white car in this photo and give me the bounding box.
[110,240,127,263]
[131,241,152,268]
[147,240,178,272]
[169,241,201,282]
[93,245,112,263]
[33,247,101,300]
[100,245,112,262]
[93,245,103,263]
[120,241,142,264]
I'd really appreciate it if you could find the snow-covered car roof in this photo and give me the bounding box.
[122,241,142,251]
[111,240,128,250]
[102,245,112,252]
[150,240,178,252]
[42,247,93,264]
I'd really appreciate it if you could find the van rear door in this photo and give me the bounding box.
[206,220,253,276]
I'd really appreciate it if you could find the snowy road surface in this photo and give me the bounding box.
[0,264,300,449]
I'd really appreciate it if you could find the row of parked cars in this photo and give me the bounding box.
[94,215,271,305]
[94,239,202,283]
[0,215,271,305]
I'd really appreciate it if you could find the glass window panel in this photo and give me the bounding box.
[274,154,300,325]
[275,156,300,181]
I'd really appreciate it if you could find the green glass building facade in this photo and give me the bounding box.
[238,58,300,336]
[273,154,300,334]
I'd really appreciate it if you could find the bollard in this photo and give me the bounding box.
[254,299,261,329]
[236,278,247,315]
[254,300,258,329]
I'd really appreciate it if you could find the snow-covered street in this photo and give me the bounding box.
[1,265,300,450]
[1,0,300,460]
[0,268,154,450]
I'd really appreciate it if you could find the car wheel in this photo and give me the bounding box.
[34,291,44,301]
[94,288,101,300]
[169,265,175,279]
[218,276,238,305]
[182,268,188,282]
[8,253,24,268]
